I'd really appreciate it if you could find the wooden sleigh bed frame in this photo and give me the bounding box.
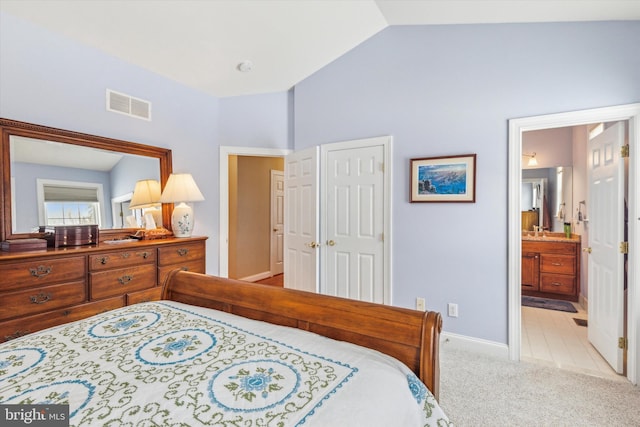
[162,270,443,399]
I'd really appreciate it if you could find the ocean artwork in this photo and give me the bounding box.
[417,163,467,195]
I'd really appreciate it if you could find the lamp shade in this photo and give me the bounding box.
[159,173,204,203]
[159,173,204,237]
[129,179,161,209]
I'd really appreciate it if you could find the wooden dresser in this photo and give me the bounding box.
[521,235,580,301]
[0,236,206,342]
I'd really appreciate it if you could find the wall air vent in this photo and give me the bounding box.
[106,89,151,121]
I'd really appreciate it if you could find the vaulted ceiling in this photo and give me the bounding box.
[2,0,639,97]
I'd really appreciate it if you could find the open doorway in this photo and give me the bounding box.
[508,103,640,386]
[219,146,291,279]
[228,155,284,281]
[519,124,626,380]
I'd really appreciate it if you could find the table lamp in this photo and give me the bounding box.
[159,173,205,237]
[129,179,162,228]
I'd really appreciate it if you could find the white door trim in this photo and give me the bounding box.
[219,146,292,278]
[270,169,285,276]
[508,103,640,385]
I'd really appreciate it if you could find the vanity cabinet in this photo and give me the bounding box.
[521,238,580,301]
[0,236,206,342]
[521,252,540,291]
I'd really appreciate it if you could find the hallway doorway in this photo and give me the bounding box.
[219,146,291,279]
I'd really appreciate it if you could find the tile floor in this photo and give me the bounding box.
[521,301,626,381]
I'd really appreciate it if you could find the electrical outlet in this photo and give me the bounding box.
[416,297,426,311]
[448,303,459,318]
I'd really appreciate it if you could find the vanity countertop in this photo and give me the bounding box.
[522,232,580,243]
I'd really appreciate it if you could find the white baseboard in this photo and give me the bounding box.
[441,331,509,359]
[239,271,271,282]
[579,294,588,312]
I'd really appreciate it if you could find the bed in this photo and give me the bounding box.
[0,270,450,426]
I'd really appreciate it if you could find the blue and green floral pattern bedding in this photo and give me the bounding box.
[0,301,451,426]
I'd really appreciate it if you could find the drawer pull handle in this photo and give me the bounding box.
[121,252,131,259]
[99,256,110,265]
[118,275,133,285]
[30,292,52,304]
[141,251,150,259]
[551,262,562,266]
[29,265,52,278]
[63,310,71,316]
[551,282,562,286]
[177,248,189,256]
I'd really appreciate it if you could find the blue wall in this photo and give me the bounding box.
[1,12,291,273]
[293,22,640,343]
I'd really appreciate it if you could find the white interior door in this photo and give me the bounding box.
[283,146,319,292]
[588,121,626,373]
[270,170,284,276]
[322,141,387,303]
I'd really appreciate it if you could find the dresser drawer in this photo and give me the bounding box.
[158,242,205,266]
[522,241,577,255]
[158,260,205,286]
[89,248,156,271]
[0,281,87,321]
[0,256,86,292]
[540,254,575,275]
[0,296,125,342]
[90,264,157,300]
[540,274,575,295]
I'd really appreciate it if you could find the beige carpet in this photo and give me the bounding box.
[438,346,640,426]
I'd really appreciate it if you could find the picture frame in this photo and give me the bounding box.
[410,154,476,202]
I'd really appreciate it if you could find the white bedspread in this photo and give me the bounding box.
[0,301,451,426]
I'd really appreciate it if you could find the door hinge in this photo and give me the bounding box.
[620,241,629,254]
[618,337,628,350]
[621,144,629,158]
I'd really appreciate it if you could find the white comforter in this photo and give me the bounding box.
[0,301,451,426]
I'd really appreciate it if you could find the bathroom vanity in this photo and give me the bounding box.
[521,233,581,301]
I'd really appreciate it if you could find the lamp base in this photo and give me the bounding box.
[171,202,195,238]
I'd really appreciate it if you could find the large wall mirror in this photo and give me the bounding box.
[1,118,172,241]
[521,166,573,232]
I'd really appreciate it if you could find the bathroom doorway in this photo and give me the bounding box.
[508,103,640,385]
[519,122,628,377]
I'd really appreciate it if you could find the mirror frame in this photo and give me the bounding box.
[1,118,173,241]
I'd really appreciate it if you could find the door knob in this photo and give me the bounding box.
[327,240,336,246]
[307,241,320,248]
[582,247,592,253]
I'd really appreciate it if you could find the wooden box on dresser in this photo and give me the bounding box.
[0,236,206,342]
[521,234,580,302]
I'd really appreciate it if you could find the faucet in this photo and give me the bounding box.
[533,225,539,237]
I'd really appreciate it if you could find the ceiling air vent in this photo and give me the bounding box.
[106,89,151,121]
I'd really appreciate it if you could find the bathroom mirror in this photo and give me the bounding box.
[521,166,572,232]
[1,118,173,241]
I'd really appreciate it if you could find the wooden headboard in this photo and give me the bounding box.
[162,270,443,399]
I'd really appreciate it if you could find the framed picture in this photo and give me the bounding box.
[410,154,476,202]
